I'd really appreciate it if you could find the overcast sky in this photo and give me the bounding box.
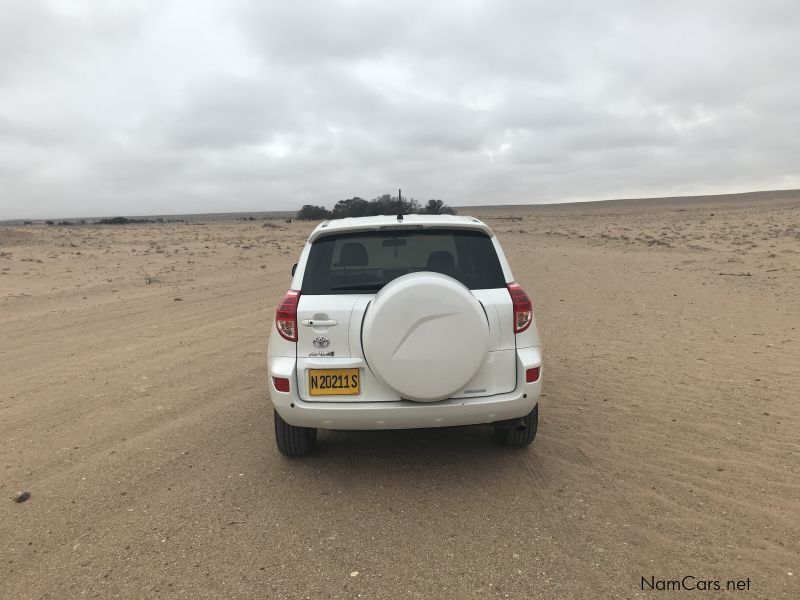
[2,0,799,219]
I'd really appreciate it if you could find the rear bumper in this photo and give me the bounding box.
[268,347,542,430]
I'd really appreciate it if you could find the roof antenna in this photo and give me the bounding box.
[397,188,403,221]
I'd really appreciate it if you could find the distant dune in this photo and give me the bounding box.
[455,187,800,214]
[0,210,296,226]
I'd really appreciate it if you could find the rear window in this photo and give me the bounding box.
[301,229,505,294]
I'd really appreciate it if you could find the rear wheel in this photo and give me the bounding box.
[274,410,317,457]
[494,404,538,448]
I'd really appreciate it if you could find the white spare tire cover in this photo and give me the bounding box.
[362,272,490,402]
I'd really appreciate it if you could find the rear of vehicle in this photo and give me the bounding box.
[268,215,542,456]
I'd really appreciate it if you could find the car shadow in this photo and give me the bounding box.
[317,424,498,453]
[282,425,551,492]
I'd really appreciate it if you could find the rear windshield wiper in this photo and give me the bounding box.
[330,282,386,291]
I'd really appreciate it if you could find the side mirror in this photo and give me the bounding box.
[291,263,297,276]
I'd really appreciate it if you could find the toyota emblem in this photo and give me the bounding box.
[313,336,330,348]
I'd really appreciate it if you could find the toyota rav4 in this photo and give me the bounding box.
[267,214,542,456]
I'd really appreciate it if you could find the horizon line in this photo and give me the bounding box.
[2,187,799,224]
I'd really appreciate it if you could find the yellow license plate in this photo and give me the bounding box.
[308,368,360,396]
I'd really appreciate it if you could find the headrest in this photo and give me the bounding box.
[339,242,368,267]
[426,250,456,277]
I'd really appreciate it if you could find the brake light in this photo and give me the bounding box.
[275,289,300,341]
[507,282,533,334]
[525,367,540,383]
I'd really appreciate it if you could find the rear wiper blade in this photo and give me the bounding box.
[330,282,386,291]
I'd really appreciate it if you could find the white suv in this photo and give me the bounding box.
[267,214,542,456]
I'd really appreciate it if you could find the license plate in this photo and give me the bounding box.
[308,368,360,396]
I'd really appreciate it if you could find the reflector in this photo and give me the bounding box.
[272,377,290,393]
[525,367,540,383]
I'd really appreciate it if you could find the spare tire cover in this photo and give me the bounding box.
[362,272,490,402]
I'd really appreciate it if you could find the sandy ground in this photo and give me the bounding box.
[1,196,798,599]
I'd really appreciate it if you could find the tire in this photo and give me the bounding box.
[274,410,317,457]
[494,404,538,448]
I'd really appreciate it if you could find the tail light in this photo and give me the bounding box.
[507,282,533,334]
[275,289,300,341]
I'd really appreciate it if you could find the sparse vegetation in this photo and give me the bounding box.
[98,217,155,225]
[422,199,455,215]
[137,265,168,285]
[296,205,331,220]
[95,216,184,225]
[296,194,455,220]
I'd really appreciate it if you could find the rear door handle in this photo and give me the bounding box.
[301,319,338,327]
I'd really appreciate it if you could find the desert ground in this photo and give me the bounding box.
[1,194,798,599]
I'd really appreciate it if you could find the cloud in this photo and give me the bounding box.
[1,0,799,219]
